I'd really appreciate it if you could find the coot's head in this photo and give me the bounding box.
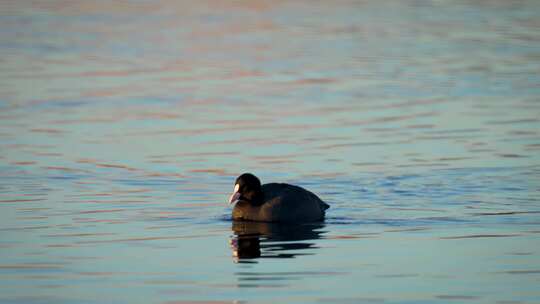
[228,173,263,205]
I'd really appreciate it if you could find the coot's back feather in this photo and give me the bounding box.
[262,183,329,210]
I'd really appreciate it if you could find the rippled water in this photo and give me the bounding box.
[1,1,540,303]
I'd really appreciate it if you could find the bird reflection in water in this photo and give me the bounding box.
[229,221,326,263]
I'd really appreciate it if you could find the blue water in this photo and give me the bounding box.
[1,1,540,303]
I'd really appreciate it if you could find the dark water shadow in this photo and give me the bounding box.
[229,221,327,263]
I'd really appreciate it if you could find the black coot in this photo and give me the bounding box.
[228,173,329,222]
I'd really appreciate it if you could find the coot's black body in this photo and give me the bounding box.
[229,173,329,222]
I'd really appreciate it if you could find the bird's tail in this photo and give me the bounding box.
[320,201,330,210]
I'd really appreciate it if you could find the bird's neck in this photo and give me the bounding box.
[244,191,264,206]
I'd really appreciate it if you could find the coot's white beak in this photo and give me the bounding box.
[228,184,240,205]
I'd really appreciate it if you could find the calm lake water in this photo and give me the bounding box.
[1,1,540,303]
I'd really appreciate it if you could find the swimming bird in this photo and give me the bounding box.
[228,173,329,222]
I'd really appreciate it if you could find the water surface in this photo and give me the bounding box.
[1,1,540,303]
